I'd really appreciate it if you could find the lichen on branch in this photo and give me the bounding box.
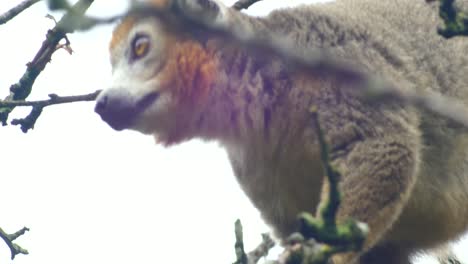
[233,219,276,264]
[0,0,95,130]
[0,90,100,132]
[276,109,368,264]
[428,0,468,37]
[0,227,29,260]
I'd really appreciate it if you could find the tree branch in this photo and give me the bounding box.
[0,227,29,260]
[233,220,248,264]
[0,90,100,108]
[247,233,275,264]
[0,0,95,128]
[231,111,368,264]
[0,90,100,132]
[232,0,263,11]
[233,220,276,264]
[0,0,42,25]
[279,110,367,264]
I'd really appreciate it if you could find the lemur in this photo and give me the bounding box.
[94,0,468,263]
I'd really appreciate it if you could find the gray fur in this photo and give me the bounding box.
[100,0,468,263]
[195,1,468,263]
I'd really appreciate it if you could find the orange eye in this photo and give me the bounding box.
[131,35,150,60]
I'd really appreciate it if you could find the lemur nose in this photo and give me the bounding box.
[94,91,137,131]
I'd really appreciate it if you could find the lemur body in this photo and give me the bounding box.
[95,0,468,263]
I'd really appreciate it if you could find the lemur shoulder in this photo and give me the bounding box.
[94,0,468,263]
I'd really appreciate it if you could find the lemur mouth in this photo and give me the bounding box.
[95,91,160,131]
[137,92,160,112]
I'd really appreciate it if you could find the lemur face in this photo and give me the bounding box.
[95,16,172,134]
[95,12,218,141]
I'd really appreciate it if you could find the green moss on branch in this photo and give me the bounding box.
[437,0,468,38]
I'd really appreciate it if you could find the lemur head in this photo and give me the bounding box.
[95,1,220,144]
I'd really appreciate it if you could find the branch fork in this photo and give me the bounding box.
[0,227,29,260]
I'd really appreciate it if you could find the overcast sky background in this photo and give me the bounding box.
[0,0,467,263]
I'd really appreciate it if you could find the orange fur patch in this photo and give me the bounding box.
[109,16,136,53]
[157,39,218,143]
[159,40,217,106]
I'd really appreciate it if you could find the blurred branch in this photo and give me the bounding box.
[66,15,122,31]
[0,90,100,108]
[167,0,468,129]
[0,227,29,260]
[232,0,263,10]
[46,0,124,30]
[0,0,42,25]
[46,0,72,11]
[362,81,468,129]
[44,0,121,32]
[0,90,100,132]
[0,0,95,129]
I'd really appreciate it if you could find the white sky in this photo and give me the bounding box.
[0,0,466,263]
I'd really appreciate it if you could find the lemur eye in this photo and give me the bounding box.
[131,34,150,60]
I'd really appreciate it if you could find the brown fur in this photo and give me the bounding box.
[161,40,217,104]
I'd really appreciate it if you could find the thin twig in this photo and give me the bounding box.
[0,227,29,260]
[232,0,263,10]
[281,110,367,264]
[0,90,100,108]
[0,0,42,25]
[0,90,100,132]
[309,108,340,228]
[0,0,95,127]
[260,111,368,264]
